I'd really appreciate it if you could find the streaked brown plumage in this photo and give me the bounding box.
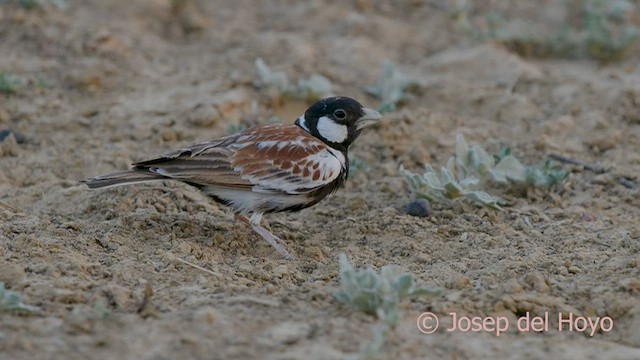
[82,96,382,258]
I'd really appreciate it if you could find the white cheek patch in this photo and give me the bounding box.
[316,116,348,143]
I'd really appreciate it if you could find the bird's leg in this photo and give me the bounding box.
[236,213,292,259]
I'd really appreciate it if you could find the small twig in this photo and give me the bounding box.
[0,200,16,211]
[590,239,613,248]
[507,209,536,217]
[538,219,572,229]
[548,154,607,174]
[618,177,637,189]
[175,257,222,277]
[225,295,280,307]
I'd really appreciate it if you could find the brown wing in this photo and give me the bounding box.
[133,132,252,188]
[231,125,344,194]
[133,124,344,194]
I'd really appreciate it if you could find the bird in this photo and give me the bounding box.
[81,96,382,258]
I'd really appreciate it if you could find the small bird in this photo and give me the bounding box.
[81,96,382,258]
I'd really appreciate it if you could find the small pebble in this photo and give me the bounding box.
[405,199,431,218]
[194,306,216,325]
[273,264,289,278]
[568,266,582,274]
[0,129,26,143]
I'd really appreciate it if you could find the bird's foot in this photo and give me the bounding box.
[236,214,293,259]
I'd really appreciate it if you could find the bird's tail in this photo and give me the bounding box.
[80,170,165,189]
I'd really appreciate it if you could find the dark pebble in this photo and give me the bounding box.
[618,177,637,189]
[0,129,26,143]
[405,199,431,218]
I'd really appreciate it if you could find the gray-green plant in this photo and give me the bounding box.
[581,0,640,60]
[297,74,333,101]
[254,58,333,101]
[93,301,112,319]
[1,0,67,10]
[462,0,640,61]
[455,134,568,187]
[365,61,417,113]
[255,58,290,94]
[225,123,247,135]
[0,282,39,313]
[493,149,569,187]
[400,134,567,209]
[335,254,440,359]
[267,115,282,124]
[0,72,21,94]
[400,162,505,210]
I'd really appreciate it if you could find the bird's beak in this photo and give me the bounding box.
[356,108,382,130]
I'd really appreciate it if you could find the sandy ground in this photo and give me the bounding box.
[1,1,640,359]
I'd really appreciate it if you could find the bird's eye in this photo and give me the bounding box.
[333,109,347,120]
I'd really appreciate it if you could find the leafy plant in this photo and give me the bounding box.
[0,0,67,10]
[254,58,333,101]
[400,162,504,210]
[93,301,112,319]
[453,135,568,187]
[254,58,290,94]
[468,0,640,61]
[581,0,640,61]
[0,282,38,313]
[365,61,417,113]
[400,134,568,209]
[335,254,439,358]
[225,123,247,135]
[267,115,282,124]
[0,72,21,94]
[297,74,333,101]
[335,254,439,322]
